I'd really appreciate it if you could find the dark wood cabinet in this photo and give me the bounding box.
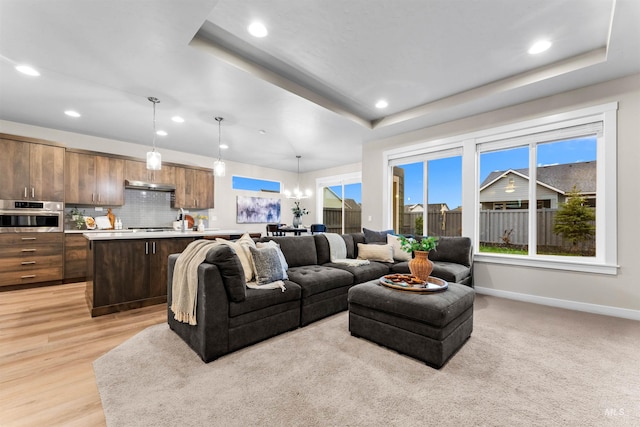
[0,138,64,201]
[0,233,63,287]
[124,159,176,184]
[86,237,195,316]
[64,234,89,281]
[173,166,214,209]
[65,151,124,205]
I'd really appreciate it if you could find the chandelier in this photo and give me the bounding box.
[213,116,226,177]
[284,155,312,199]
[146,96,162,170]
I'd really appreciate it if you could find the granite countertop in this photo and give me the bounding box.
[82,229,250,241]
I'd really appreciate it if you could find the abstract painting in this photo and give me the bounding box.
[236,196,281,224]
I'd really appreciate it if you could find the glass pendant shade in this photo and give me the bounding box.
[213,159,226,177]
[146,150,162,170]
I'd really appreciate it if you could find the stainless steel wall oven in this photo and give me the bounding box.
[0,200,64,233]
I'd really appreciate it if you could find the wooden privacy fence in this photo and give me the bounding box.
[403,209,595,251]
[323,208,362,234]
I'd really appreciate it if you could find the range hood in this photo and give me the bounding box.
[124,180,176,192]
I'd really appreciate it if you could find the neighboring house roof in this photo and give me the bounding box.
[480,161,596,195]
[404,203,450,213]
[323,187,361,209]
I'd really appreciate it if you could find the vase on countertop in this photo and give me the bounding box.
[197,219,205,232]
[292,215,302,228]
[408,250,433,282]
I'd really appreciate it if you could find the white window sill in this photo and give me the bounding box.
[473,253,619,275]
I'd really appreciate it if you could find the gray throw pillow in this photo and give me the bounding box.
[363,227,394,244]
[249,246,288,285]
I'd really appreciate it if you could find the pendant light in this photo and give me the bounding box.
[284,155,312,199]
[146,96,162,170]
[213,116,226,177]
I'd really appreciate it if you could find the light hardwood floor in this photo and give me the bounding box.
[0,282,165,426]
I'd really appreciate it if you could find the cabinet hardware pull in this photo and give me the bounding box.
[24,187,28,198]
[152,241,156,254]
[21,275,36,279]
[31,187,35,198]
[98,193,101,202]
[21,261,36,265]
[145,242,149,254]
[21,237,37,241]
[92,193,95,202]
[21,249,37,252]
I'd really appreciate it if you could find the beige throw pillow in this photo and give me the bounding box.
[216,233,256,282]
[357,243,395,263]
[387,234,411,262]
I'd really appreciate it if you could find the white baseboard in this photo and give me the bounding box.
[474,286,640,321]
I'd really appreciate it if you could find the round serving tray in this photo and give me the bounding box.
[379,274,448,293]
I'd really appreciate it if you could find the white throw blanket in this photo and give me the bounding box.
[323,233,370,267]
[170,240,221,325]
[246,280,286,291]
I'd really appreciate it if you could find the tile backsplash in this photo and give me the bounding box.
[65,189,208,230]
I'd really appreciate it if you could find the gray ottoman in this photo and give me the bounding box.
[347,280,474,368]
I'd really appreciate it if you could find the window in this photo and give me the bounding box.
[317,173,361,234]
[384,102,617,274]
[232,176,280,192]
[389,151,462,237]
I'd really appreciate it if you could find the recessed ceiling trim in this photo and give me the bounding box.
[189,34,372,129]
[372,47,608,129]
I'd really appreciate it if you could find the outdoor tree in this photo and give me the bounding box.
[415,215,423,235]
[553,186,595,251]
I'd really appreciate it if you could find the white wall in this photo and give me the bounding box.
[362,73,640,318]
[0,119,310,234]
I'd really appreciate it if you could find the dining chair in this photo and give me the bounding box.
[310,224,327,234]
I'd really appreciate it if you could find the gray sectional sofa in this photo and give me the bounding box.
[167,232,473,362]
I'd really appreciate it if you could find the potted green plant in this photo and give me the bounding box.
[291,201,309,228]
[69,207,86,230]
[397,235,438,281]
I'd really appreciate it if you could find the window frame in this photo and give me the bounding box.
[383,102,618,275]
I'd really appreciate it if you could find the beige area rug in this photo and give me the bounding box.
[94,295,640,426]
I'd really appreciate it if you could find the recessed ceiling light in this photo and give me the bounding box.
[171,116,184,123]
[220,144,229,150]
[528,40,552,55]
[375,100,388,109]
[64,110,81,118]
[15,65,40,76]
[156,130,167,136]
[248,22,268,38]
[258,129,266,135]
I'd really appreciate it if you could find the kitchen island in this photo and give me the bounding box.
[84,229,257,316]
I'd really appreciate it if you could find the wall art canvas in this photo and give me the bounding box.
[236,196,281,224]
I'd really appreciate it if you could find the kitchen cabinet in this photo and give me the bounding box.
[124,159,176,185]
[86,236,195,316]
[0,138,64,201]
[64,234,89,281]
[0,233,63,287]
[173,166,214,209]
[65,151,124,205]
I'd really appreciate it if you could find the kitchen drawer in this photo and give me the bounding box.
[0,244,63,258]
[0,233,63,246]
[0,254,64,272]
[0,266,64,287]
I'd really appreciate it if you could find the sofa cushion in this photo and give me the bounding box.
[342,234,356,259]
[204,245,247,302]
[324,261,390,284]
[216,233,256,282]
[262,236,318,267]
[229,280,301,318]
[357,243,395,263]
[431,261,472,284]
[387,234,412,262]
[250,246,288,285]
[429,236,472,267]
[286,265,354,298]
[363,228,394,244]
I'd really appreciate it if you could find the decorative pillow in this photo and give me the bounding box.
[363,227,394,244]
[387,234,411,262]
[249,246,287,285]
[356,243,395,263]
[216,233,256,282]
[256,240,288,278]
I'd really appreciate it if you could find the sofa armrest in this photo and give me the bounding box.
[167,254,230,362]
